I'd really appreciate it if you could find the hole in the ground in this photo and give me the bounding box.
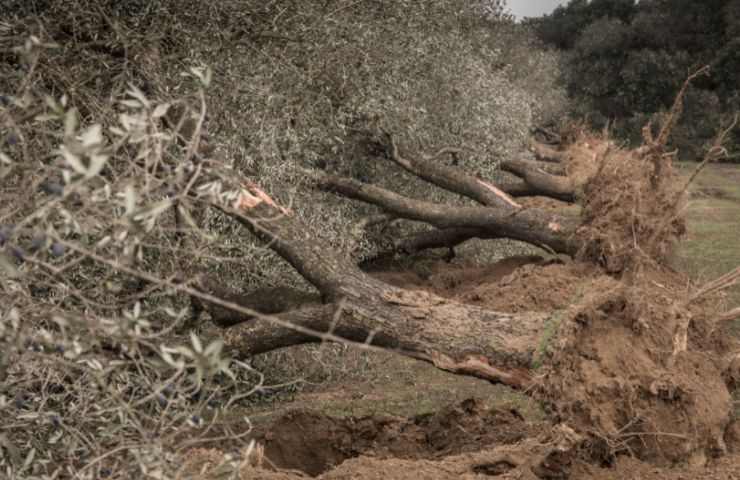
[254,398,538,476]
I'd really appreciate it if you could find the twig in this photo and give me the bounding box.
[691,266,740,303]
[717,307,740,323]
[646,114,738,251]
[50,236,401,357]
[678,114,739,198]
[655,66,710,147]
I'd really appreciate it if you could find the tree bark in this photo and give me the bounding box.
[206,197,555,389]
[531,141,568,163]
[392,227,499,254]
[278,424,583,479]
[318,175,579,254]
[220,283,547,389]
[198,136,590,388]
[500,159,575,202]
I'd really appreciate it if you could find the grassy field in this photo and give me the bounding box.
[674,163,740,306]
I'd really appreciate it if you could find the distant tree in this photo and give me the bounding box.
[533,0,636,49]
[534,0,740,159]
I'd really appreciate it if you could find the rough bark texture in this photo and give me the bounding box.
[197,137,595,388]
[392,227,499,254]
[318,175,579,254]
[221,289,547,388]
[500,159,575,201]
[211,201,550,389]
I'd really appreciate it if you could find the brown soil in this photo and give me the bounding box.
[182,258,739,479]
[543,270,733,464]
[252,398,541,476]
[376,257,735,468]
[371,255,597,314]
[182,400,740,479]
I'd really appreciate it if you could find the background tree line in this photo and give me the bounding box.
[531,0,740,160]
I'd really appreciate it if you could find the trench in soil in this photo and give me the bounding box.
[254,398,540,476]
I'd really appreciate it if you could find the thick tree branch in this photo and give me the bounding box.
[382,132,521,208]
[319,175,579,254]
[496,180,546,198]
[377,132,575,207]
[531,126,563,145]
[200,186,564,389]
[531,141,568,163]
[212,200,366,300]
[222,293,545,389]
[393,227,498,254]
[194,279,320,327]
[500,159,576,202]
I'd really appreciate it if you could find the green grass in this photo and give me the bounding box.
[673,163,740,306]
[533,310,564,370]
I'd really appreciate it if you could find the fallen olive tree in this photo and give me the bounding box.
[3,36,738,474]
[197,132,589,390]
[183,76,740,475]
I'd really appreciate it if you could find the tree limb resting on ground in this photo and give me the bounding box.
[199,191,560,389]
[194,136,593,388]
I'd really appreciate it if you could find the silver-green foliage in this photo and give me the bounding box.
[0,4,568,475]
[187,0,569,288]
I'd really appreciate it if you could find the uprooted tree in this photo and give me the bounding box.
[2,1,740,478]
[3,75,740,478]
[179,75,740,476]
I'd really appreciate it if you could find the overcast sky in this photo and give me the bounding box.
[507,0,565,19]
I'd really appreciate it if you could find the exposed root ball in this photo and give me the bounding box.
[542,271,732,466]
[552,131,687,274]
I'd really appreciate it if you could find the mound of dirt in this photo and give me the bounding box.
[571,454,740,480]
[366,245,736,469]
[542,267,733,466]
[367,254,545,292]
[522,128,737,466]
[455,261,598,313]
[370,255,601,314]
